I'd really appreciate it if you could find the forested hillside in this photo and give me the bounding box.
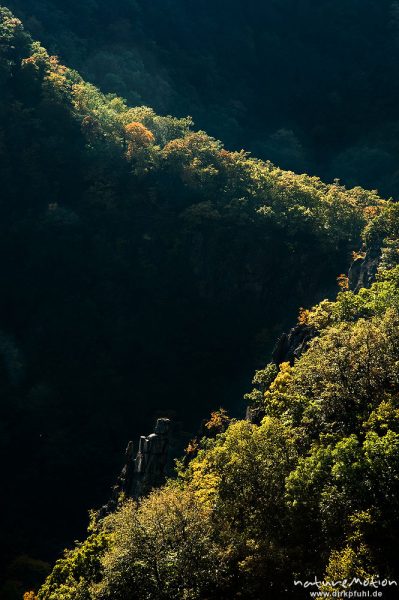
[6,0,399,196]
[0,5,397,600]
[36,204,399,600]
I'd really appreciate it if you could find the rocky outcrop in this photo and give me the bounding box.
[348,251,380,292]
[245,404,264,425]
[131,417,171,498]
[272,323,317,366]
[101,418,171,515]
[245,324,316,425]
[272,249,380,366]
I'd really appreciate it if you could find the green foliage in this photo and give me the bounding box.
[244,362,278,406]
[0,7,30,73]
[266,310,399,436]
[91,487,228,600]
[38,528,109,600]
[322,543,376,593]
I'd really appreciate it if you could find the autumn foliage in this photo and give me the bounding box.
[124,121,154,158]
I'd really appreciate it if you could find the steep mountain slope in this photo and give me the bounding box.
[0,7,387,597]
[36,205,399,600]
[6,0,399,196]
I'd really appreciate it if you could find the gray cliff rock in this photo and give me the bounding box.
[272,248,380,367]
[272,324,317,366]
[246,325,317,425]
[131,417,171,498]
[101,417,171,515]
[348,250,380,292]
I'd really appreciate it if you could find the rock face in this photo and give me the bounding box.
[272,249,380,367]
[131,417,171,498]
[246,324,317,425]
[348,251,379,292]
[272,324,317,366]
[102,418,171,514]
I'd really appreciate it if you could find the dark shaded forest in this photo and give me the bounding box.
[7,0,399,197]
[1,3,399,600]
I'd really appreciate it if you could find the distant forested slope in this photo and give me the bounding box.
[6,0,399,196]
[0,7,388,599]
